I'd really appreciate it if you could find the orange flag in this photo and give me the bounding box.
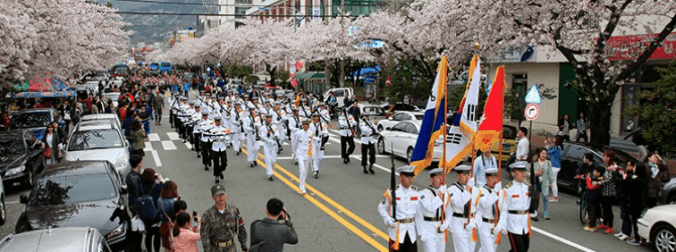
[474,66,506,151]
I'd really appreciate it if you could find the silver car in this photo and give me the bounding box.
[0,227,112,252]
[80,114,122,131]
[63,124,131,176]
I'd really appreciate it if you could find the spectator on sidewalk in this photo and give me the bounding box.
[598,150,620,234]
[172,212,201,252]
[250,198,298,252]
[126,155,144,252]
[131,120,147,156]
[583,166,604,232]
[621,160,649,246]
[615,161,632,241]
[546,135,563,202]
[576,112,589,143]
[557,113,571,141]
[140,168,164,252]
[647,152,670,207]
[533,148,554,220]
[516,127,529,162]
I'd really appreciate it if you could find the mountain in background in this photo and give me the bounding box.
[100,0,217,44]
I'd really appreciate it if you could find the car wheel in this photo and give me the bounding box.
[407,147,414,164]
[653,224,676,252]
[668,193,676,204]
[377,125,383,132]
[377,138,386,154]
[575,180,584,196]
[0,196,6,225]
[579,202,588,225]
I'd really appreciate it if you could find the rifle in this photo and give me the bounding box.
[390,142,397,222]
[266,124,283,151]
[360,115,380,138]
[311,108,335,129]
[342,109,356,136]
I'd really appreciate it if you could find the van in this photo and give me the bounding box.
[323,87,354,108]
[0,227,112,252]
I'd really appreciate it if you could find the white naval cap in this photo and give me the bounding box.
[396,165,416,176]
[485,167,499,176]
[214,116,222,121]
[428,168,443,177]
[454,164,472,174]
[509,161,529,170]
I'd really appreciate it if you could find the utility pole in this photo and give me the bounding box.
[339,0,345,88]
[323,0,330,94]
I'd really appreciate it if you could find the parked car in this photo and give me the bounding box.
[660,177,676,204]
[557,142,637,195]
[0,173,6,225]
[15,161,129,251]
[382,103,422,118]
[638,204,676,252]
[376,111,425,132]
[9,108,64,140]
[79,114,122,132]
[323,88,354,108]
[489,125,517,163]
[0,130,44,188]
[377,120,443,164]
[0,227,112,252]
[102,92,121,108]
[63,123,131,176]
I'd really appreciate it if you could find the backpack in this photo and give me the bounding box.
[136,184,159,221]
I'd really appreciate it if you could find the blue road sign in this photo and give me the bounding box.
[364,75,377,84]
[525,85,541,104]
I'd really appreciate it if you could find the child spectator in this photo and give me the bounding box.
[583,166,605,232]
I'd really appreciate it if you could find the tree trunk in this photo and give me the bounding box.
[588,98,613,146]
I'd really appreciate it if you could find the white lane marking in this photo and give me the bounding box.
[161,140,177,150]
[167,132,180,140]
[151,150,163,167]
[143,142,153,151]
[283,142,290,145]
[185,142,193,149]
[148,133,160,141]
[532,227,595,252]
[6,201,19,205]
[352,156,399,175]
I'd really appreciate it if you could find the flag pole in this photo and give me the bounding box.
[498,131,503,179]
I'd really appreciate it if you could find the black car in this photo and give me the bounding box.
[0,130,44,188]
[16,160,130,251]
[558,142,637,195]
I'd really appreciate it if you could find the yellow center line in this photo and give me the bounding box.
[254,152,389,241]
[243,149,387,252]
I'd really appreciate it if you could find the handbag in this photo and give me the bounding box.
[42,146,53,159]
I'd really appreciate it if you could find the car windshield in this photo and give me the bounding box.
[415,115,424,120]
[103,94,119,101]
[503,126,517,139]
[68,129,123,151]
[29,174,116,206]
[0,138,24,156]
[9,112,51,129]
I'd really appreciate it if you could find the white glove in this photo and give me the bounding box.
[386,217,397,228]
[464,219,476,231]
[438,185,447,195]
[495,182,502,190]
[468,177,475,187]
[492,226,502,235]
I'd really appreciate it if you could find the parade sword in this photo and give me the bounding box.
[390,142,396,222]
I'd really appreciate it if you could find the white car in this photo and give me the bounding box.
[377,120,442,163]
[80,113,122,131]
[638,204,676,252]
[376,111,425,132]
[102,92,121,108]
[63,123,131,177]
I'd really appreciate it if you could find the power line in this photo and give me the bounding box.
[110,0,380,7]
[116,11,359,18]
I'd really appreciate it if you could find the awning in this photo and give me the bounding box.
[292,72,326,80]
[9,91,77,98]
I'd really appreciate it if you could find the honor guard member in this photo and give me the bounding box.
[292,118,313,195]
[243,106,261,167]
[476,167,507,252]
[178,100,196,142]
[197,111,215,170]
[209,116,230,183]
[504,161,532,252]
[338,108,357,164]
[230,102,244,155]
[259,113,280,181]
[288,108,301,164]
[318,103,330,123]
[261,99,272,115]
[416,168,448,252]
[242,94,251,116]
[446,164,479,252]
[309,113,328,179]
[188,104,203,150]
[273,101,287,151]
[360,111,378,174]
[377,165,420,252]
[201,184,248,252]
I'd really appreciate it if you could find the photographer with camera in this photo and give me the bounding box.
[249,198,298,252]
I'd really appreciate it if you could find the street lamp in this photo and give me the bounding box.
[286,7,304,33]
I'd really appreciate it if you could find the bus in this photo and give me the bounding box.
[159,62,172,73]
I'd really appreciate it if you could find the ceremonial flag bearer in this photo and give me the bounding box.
[477,167,507,252]
[505,161,532,252]
[446,164,479,252]
[416,168,447,252]
[378,165,420,252]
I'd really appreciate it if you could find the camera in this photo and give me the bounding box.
[193,211,198,221]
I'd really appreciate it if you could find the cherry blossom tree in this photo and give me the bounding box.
[0,0,129,88]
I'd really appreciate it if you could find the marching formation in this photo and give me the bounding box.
[166,89,375,189]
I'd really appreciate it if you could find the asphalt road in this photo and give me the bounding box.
[0,98,655,252]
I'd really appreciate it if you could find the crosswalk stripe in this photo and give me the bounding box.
[184,142,192,149]
[151,150,162,167]
[161,140,177,150]
[148,133,160,141]
[167,132,180,140]
[143,142,153,151]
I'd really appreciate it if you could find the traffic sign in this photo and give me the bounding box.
[525,85,541,104]
[525,104,539,120]
[364,75,377,84]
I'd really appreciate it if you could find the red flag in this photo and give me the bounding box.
[385,77,391,86]
[474,66,506,150]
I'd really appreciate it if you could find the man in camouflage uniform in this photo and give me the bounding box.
[153,91,164,125]
[201,184,248,252]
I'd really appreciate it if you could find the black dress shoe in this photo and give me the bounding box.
[219,173,224,179]
[236,151,240,156]
[204,165,209,171]
[531,217,539,222]
[215,177,220,183]
[268,176,274,181]
[254,162,258,166]
[363,166,368,174]
[250,163,255,167]
[197,154,201,158]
